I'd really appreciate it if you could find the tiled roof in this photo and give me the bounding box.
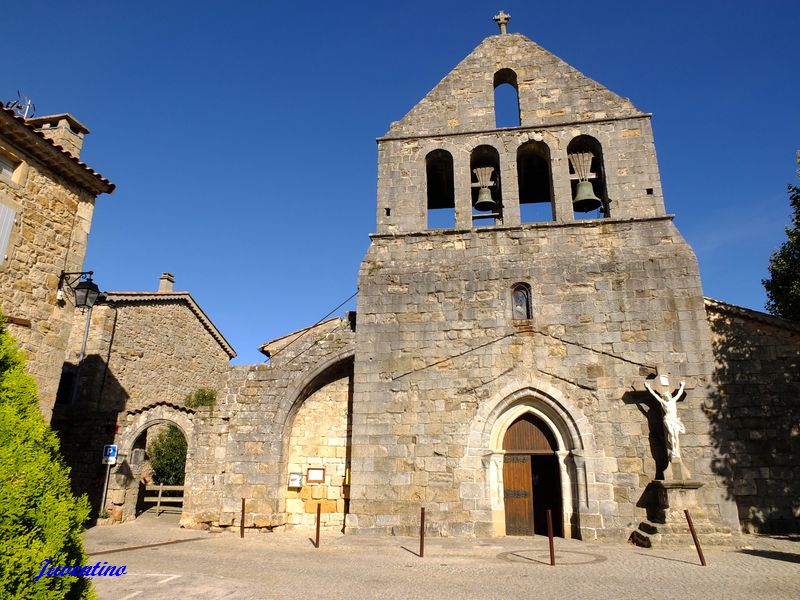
[704,297,800,333]
[0,106,115,195]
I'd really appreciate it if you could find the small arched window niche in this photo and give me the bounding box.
[517,141,554,223]
[567,135,608,220]
[426,149,455,229]
[494,68,520,128]
[471,145,502,226]
[511,283,533,320]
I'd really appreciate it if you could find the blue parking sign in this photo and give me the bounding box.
[103,445,117,458]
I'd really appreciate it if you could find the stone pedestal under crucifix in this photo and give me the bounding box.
[634,370,705,544]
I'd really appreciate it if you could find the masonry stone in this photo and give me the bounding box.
[0,107,113,418]
[44,18,800,544]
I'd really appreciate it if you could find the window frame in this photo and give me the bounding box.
[511,283,533,320]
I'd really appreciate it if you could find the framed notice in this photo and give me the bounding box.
[288,472,303,487]
[306,468,325,483]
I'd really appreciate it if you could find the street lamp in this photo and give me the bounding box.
[58,271,102,404]
[73,277,100,311]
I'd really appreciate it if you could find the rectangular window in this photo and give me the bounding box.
[0,153,17,180]
[0,203,16,266]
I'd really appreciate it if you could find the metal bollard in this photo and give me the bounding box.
[419,507,425,558]
[547,509,555,566]
[240,498,245,539]
[315,503,322,548]
[684,509,706,566]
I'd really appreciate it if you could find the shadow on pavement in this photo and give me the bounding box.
[737,549,800,564]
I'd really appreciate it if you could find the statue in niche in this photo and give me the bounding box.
[644,375,686,461]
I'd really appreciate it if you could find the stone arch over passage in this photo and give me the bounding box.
[471,385,594,539]
[279,355,354,532]
[109,403,196,521]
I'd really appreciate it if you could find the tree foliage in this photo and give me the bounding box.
[763,156,800,321]
[0,315,94,599]
[148,425,187,486]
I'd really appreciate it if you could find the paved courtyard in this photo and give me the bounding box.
[82,513,800,600]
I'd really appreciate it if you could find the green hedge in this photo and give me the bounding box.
[0,315,94,599]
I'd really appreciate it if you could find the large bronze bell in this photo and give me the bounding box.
[572,181,602,213]
[475,187,497,212]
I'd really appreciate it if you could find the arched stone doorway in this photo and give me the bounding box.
[502,413,562,536]
[129,423,187,516]
[281,358,353,531]
[476,384,594,539]
[107,403,195,522]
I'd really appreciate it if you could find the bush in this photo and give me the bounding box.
[0,315,94,599]
[148,425,187,486]
[184,387,216,408]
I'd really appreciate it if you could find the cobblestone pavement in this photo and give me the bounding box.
[82,514,800,600]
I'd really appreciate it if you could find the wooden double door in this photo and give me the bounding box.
[502,414,563,536]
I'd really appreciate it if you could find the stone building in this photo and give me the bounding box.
[63,17,798,541]
[0,107,114,419]
[55,272,235,516]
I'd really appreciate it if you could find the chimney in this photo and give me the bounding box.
[26,113,90,158]
[158,272,175,292]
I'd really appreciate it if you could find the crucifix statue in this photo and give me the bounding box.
[644,374,686,461]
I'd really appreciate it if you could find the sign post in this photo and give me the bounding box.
[99,445,117,515]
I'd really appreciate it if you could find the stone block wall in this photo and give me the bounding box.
[705,299,800,533]
[377,118,664,234]
[55,296,232,513]
[181,317,356,531]
[376,33,665,234]
[349,217,741,540]
[66,298,232,413]
[386,34,641,137]
[285,375,350,529]
[0,148,97,419]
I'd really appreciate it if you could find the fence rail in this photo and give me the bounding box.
[143,484,185,516]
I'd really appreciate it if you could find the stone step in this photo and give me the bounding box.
[628,515,734,548]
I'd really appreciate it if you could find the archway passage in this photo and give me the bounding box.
[284,362,353,531]
[128,423,187,517]
[502,414,563,536]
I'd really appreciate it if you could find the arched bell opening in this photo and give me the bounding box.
[426,149,455,229]
[501,413,563,537]
[470,145,502,226]
[494,68,520,128]
[517,141,554,223]
[567,135,608,220]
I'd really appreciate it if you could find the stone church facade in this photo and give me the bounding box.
[52,20,798,541]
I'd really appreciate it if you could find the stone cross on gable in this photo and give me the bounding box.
[493,10,511,34]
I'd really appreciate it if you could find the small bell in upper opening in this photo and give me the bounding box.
[472,166,498,212]
[475,187,497,212]
[572,181,602,213]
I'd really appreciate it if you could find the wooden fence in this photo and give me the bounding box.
[143,484,185,516]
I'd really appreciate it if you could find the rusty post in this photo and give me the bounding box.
[315,503,322,548]
[547,509,555,566]
[419,507,425,558]
[240,498,245,539]
[684,509,706,566]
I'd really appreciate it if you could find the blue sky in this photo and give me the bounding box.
[5,1,798,364]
